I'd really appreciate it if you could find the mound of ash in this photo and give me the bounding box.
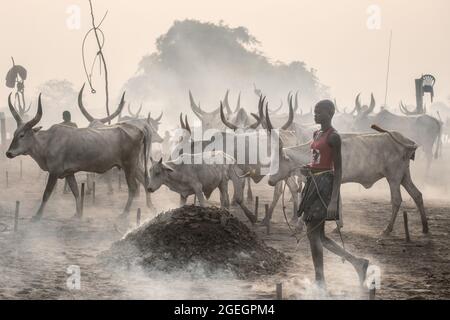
[101,205,290,279]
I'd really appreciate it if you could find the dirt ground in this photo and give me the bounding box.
[0,154,449,300]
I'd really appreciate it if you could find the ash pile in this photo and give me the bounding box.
[102,205,290,279]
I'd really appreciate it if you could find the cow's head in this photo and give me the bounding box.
[6,93,43,158]
[351,93,376,132]
[146,158,174,193]
[147,111,163,143]
[189,90,224,130]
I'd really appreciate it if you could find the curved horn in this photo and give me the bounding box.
[294,91,299,113]
[154,111,163,123]
[24,94,43,129]
[265,104,274,131]
[179,113,185,129]
[281,96,294,130]
[223,90,232,114]
[24,102,32,114]
[367,93,375,114]
[77,83,95,122]
[99,92,126,123]
[334,99,340,113]
[184,115,191,135]
[127,103,134,117]
[8,93,22,126]
[246,113,261,130]
[220,101,238,130]
[355,93,362,114]
[235,92,241,112]
[269,99,283,113]
[189,90,204,116]
[257,95,267,129]
[136,104,143,118]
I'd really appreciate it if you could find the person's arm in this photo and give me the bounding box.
[327,132,342,216]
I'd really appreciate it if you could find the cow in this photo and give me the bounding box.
[351,94,442,171]
[146,151,234,208]
[266,122,428,235]
[5,93,152,220]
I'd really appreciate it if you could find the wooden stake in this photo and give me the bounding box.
[194,194,197,205]
[265,204,270,234]
[254,196,259,222]
[136,208,141,227]
[276,283,282,300]
[80,183,85,217]
[92,181,96,204]
[6,171,8,188]
[369,281,376,300]
[20,160,23,179]
[403,211,410,242]
[14,201,20,232]
[118,172,122,190]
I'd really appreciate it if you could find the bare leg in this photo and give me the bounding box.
[66,174,82,217]
[286,176,299,221]
[33,173,58,220]
[306,219,325,286]
[401,169,428,233]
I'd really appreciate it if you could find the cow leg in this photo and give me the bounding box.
[383,179,403,235]
[232,178,245,206]
[246,177,253,202]
[135,167,156,211]
[286,176,299,221]
[106,170,114,195]
[230,169,257,223]
[218,179,230,208]
[120,167,138,216]
[66,174,82,218]
[85,173,93,195]
[63,178,70,194]
[180,195,187,206]
[401,170,429,234]
[266,182,282,225]
[32,173,58,221]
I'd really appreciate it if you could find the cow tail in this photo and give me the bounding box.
[434,119,442,159]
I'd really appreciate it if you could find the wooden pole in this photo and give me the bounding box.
[118,172,121,190]
[194,194,197,205]
[136,208,141,227]
[14,201,20,232]
[369,281,376,300]
[276,283,282,300]
[80,183,85,217]
[265,204,270,234]
[254,196,259,222]
[20,160,23,179]
[92,181,96,204]
[403,211,410,242]
[6,171,8,188]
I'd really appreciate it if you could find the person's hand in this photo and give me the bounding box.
[327,200,338,219]
[300,166,310,177]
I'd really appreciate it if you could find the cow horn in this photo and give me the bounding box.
[8,93,22,126]
[220,101,238,130]
[154,111,163,123]
[269,99,283,113]
[189,90,204,117]
[223,90,232,114]
[348,93,361,115]
[294,91,299,113]
[99,92,126,123]
[24,94,43,129]
[128,103,142,118]
[127,103,134,117]
[256,95,267,129]
[265,104,274,131]
[185,115,191,135]
[367,93,376,114]
[179,113,185,129]
[235,92,241,112]
[246,113,261,130]
[281,96,294,130]
[334,99,340,113]
[77,84,95,122]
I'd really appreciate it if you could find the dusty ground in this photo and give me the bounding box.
[0,154,449,300]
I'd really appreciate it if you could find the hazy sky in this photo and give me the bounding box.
[1,0,449,115]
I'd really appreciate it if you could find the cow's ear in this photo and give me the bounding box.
[163,164,174,172]
[32,126,42,133]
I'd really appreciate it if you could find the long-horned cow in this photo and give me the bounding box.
[6,93,152,220]
[266,123,428,235]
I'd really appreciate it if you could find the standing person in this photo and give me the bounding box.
[60,111,78,193]
[298,99,369,289]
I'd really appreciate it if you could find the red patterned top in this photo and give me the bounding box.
[309,127,336,170]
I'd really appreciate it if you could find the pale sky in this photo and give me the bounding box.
[1,0,449,115]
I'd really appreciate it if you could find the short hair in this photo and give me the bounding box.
[315,100,335,117]
[62,111,71,121]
